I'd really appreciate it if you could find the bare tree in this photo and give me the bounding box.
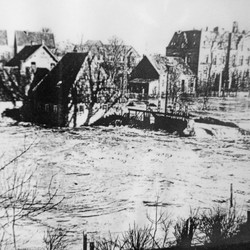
[0,67,29,106]
[122,223,152,250]
[95,232,122,250]
[173,208,199,247]
[73,36,131,125]
[41,27,52,33]
[198,206,244,245]
[0,143,64,249]
[146,197,172,248]
[43,226,69,250]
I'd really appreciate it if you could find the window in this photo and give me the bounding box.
[232,55,236,66]
[240,56,244,66]
[53,105,58,113]
[45,104,49,112]
[247,56,250,65]
[205,55,209,64]
[79,105,84,112]
[213,56,217,65]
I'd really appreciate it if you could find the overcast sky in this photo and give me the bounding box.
[1,0,250,54]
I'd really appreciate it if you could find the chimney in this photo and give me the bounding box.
[213,27,219,33]
[232,21,238,33]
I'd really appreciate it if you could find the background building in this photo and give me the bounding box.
[166,22,250,95]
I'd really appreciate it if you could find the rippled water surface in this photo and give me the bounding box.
[0,96,250,249]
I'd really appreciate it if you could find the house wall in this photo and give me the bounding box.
[197,24,250,92]
[22,46,57,71]
[197,30,227,84]
[148,79,159,96]
[166,30,201,75]
[228,33,250,90]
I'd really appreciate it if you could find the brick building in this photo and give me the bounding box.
[166,22,250,95]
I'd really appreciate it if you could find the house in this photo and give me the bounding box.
[166,29,201,76]
[5,44,58,74]
[77,39,141,68]
[1,44,57,102]
[0,30,12,62]
[29,52,89,127]
[128,54,195,98]
[14,30,56,55]
[166,22,250,95]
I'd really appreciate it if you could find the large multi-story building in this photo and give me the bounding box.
[166,22,250,95]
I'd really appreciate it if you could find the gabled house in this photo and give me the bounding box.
[128,54,195,98]
[14,30,56,55]
[77,39,141,68]
[0,30,11,62]
[5,44,58,74]
[29,52,89,127]
[166,30,201,75]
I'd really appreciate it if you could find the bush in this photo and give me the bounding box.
[198,206,245,245]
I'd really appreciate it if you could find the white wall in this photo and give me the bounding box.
[23,46,57,70]
[148,79,159,96]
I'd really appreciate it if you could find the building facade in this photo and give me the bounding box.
[128,54,195,98]
[5,44,58,73]
[166,22,250,95]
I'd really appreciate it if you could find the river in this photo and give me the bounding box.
[0,95,250,249]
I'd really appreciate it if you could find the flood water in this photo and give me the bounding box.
[0,95,250,249]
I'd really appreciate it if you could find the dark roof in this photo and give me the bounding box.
[34,53,88,104]
[6,45,42,67]
[6,45,58,67]
[167,30,201,50]
[130,54,194,81]
[130,55,159,80]
[29,68,50,94]
[15,30,55,48]
[0,30,8,46]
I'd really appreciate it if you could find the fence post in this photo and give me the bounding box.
[83,233,87,250]
[83,231,84,250]
[90,242,94,250]
[230,183,233,208]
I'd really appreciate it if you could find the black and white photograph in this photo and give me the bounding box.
[0,0,250,249]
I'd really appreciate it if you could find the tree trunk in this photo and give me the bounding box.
[83,102,94,126]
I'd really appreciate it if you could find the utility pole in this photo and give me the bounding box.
[165,71,169,116]
[165,65,172,116]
